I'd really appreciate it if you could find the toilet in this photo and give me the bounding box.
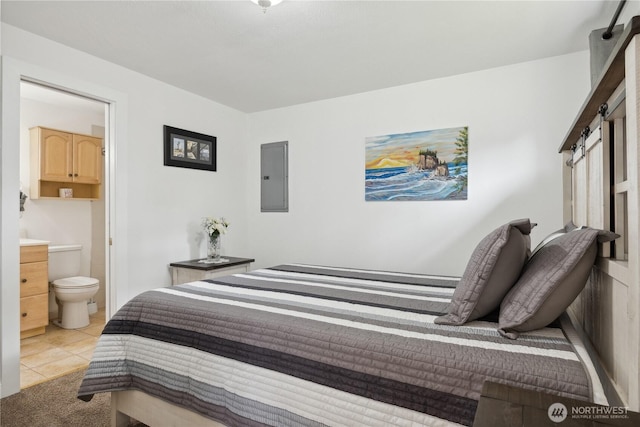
[48,244,99,329]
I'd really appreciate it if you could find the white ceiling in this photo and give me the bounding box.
[1,0,628,113]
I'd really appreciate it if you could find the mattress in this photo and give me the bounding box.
[78,264,596,426]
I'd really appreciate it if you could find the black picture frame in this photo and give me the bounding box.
[163,125,217,172]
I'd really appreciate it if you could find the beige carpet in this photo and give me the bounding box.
[1,369,111,427]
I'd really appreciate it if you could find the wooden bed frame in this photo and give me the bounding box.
[561,16,640,413]
[111,390,225,427]
[110,16,640,427]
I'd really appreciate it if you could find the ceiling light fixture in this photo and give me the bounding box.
[251,0,283,13]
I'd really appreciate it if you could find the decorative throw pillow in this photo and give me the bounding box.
[498,227,618,339]
[529,220,579,258]
[435,219,534,326]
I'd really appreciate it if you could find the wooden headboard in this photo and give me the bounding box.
[560,16,640,411]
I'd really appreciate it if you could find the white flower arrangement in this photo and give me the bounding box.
[202,216,230,237]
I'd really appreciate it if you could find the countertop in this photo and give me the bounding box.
[20,238,50,246]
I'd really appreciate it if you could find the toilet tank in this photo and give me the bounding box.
[48,244,82,281]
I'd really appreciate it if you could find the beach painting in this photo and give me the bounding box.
[365,126,468,201]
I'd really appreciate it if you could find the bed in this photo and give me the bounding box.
[78,261,607,427]
[79,14,640,427]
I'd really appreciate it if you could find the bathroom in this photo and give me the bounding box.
[18,82,107,388]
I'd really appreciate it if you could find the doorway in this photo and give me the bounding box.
[18,81,109,388]
[1,57,128,398]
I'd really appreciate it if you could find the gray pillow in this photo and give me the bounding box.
[435,219,534,326]
[529,220,579,258]
[498,227,618,339]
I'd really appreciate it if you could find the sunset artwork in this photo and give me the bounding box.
[365,126,468,201]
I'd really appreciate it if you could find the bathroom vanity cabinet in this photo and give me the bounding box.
[20,243,49,339]
[29,126,103,200]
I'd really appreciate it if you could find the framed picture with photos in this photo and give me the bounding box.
[163,125,217,172]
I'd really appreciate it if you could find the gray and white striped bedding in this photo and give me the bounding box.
[78,264,596,426]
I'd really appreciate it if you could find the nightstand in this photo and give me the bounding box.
[169,256,255,285]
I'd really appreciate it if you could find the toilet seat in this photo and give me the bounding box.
[51,276,99,329]
[52,276,99,289]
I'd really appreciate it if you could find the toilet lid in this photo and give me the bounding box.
[52,276,99,289]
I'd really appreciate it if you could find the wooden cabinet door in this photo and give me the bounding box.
[40,128,73,182]
[19,261,48,298]
[20,294,48,332]
[72,134,102,184]
[19,244,48,263]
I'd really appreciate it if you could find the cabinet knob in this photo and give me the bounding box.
[21,278,27,283]
[68,173,73,177]
[21,313,27,317]
[74,173,78,177]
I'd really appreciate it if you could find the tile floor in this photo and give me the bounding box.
[20,308,106,389]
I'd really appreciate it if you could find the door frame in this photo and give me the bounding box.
[1,56,129,397]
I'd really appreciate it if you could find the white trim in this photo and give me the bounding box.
[0,55,129,397]
[1,56,23,398]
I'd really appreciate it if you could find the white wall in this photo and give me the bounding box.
[247,52,590,276]
[19,96,105,314]
[3,24,250,297]
[1,24,249,396]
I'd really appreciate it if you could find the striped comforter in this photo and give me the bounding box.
[78,264,594,426]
